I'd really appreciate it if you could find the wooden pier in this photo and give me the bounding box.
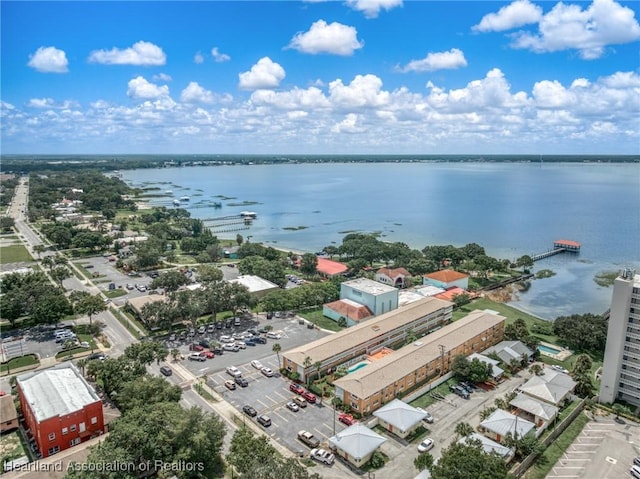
[531,239,581,262]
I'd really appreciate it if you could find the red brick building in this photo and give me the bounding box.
[17,364,105,458]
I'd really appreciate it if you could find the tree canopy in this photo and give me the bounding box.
[430,439,510,479]
[553,313,608,353]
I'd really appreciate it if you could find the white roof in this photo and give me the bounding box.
[480,409,535,439]
[229,275,278,293]
[460,433,514,459]
[509,394,558,421]
[398,291,428,306]
[413,285,445,297]
[343,277,397,295]
[372,399,427,432]
[328,423,386,460]
[17,364,100,422]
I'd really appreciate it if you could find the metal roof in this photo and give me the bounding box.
[17,363,100,422]
[372,399,427,432]
[479,409,535,439]
[328,423,386,460]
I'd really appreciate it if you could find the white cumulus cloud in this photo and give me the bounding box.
[194,52,205,64]
[88,41,166,66]
[398,48,467,73]
[346,0,403,19]
[181,82,215,104]
[127,76,170,100]
[328,74,390,108]
[27,46,69,73]
[211,47,230,62]
[287,20,364,56]
[238,57,286,90]
[473,0,542,32]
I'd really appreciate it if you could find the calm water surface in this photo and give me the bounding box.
[121,162,640,319]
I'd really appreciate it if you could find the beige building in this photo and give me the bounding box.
[0,394,18,433]
[333,309,505,413]
[283,296,453,382]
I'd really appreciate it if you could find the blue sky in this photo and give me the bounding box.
[2,0,639,155]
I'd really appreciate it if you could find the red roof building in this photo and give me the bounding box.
[323,299,373,326]
[423,270,469,290]
[375,267,411,288]
[316,257,349,277]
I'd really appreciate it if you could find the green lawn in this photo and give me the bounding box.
[0,244,33,263]
[409,378,457,409]
[0,431,26,465]
[298,309,343,332]
[0,354,39,373]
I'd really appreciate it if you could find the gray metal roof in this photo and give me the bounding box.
[509,394,558,421]
[372,399,427,432]
[17,363,100,422]
[328,424,386,460]
[460,433,514,460]
[479,409,535,439]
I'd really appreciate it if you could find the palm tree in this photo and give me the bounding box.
[303,356,312,386]
[314,360,322,382]
[272,343,282,370]
[77,358,88,377]
[171,348,180,362]
[33,244,46,259]
[454,421,474,438]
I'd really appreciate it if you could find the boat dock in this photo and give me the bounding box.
[531,239,581,262]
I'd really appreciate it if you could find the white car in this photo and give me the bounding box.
[226,366,242,378]
[261,367,274,377]
[266,331,281,339]
[310,448,335,465]
[197,325,206,334]
[551,365,569,374]
[418,438,434,453]
[234,341,246,349]
[220,335,234,343]
[223,343,239,352]
[251,360,264,370]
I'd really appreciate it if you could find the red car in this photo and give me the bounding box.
[202,350,215,359]
[338,413,357,426]
[302,391,317,404]
[290,383,305,395]
[189,343,204,352]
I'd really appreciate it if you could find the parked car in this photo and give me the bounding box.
[551,365,570,374]
[223,343,239,352]
[199,340,210,349]
[416,407,434,423]
[244,339,256,346]
[189,343,204,352]
[226,366,242,378]
[631,465,640,479]
[458,382,474,394]
[243,405,257,417]
[310,448,335,465]
[290,383,305,395]
[293,396,307,408]
[168,333,176,342]
[224,380,236,390]
[297,430,320,448]
[234,317,241,326]
[257,415,271,427]
[449,384,470,399]
[225,319,232,328]
[251,360,265,370]
[266,331,282,339]
[201,350,215,359]
[197,325,206,334]
[261,367,274,377]
[635,457,640,467]
[461,381,478,390]
[418,438,434,453]
[88,352,106,361]
[220,335,234,343]
[338,413,357,426]
[254,336,267,344]
[160,366,172,376]
[302,391,317,403]
[207,324,215,333]
[188,352,206,362]
[215,321,223,329]
[235,377,249,388]
[211,346,223,355]
[286,401,299,412]
[234,342,246,350]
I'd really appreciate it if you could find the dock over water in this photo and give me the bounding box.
[531,239,581,262]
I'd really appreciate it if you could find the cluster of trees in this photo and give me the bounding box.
[259,280,340,315]
[553,313,608,354]
[451,355,494,383]
[40,222,111,251]
[0,175,18,208]
[503,318,540,352]
[70,342,226,479]
[0,270,72,326]
[28,169,135,222]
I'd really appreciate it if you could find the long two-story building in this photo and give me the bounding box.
[333,309,505,413]
[283,296,453,382]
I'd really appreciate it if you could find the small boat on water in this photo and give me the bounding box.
[165,190,173,194]
[240,211,257,219]
[173,199,180,206]
[180,196,190,201]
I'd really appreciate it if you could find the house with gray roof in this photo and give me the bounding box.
[483,340,534,365]
[328,423,387,468]
[517,368,576,406]
[372,399,428,438]
[478,409,536,444]
[509,394,558,427]
[467,352,504,380]
[459,433,515,462]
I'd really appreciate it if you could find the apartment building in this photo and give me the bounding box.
[283,296,453,381]
[600,269,640,407]
[17,363,105,458]
[333,309,505,413]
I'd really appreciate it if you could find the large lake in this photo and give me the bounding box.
[121,162,640,320]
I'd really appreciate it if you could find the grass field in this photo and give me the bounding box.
[0,354,39,373]
[0,245,32,263]
[299,309,343,332]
